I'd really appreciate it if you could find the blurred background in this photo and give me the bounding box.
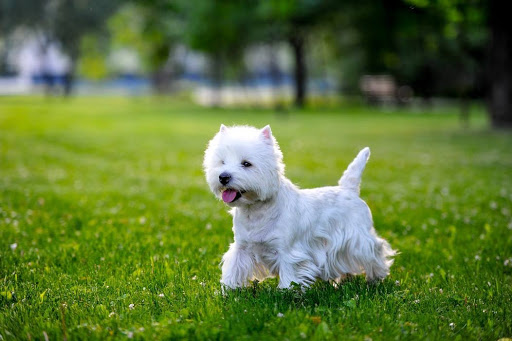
[0,0,510,127]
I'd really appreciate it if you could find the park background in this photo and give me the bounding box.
[1,0,512,340]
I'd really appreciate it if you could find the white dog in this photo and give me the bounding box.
[204,124,396,289]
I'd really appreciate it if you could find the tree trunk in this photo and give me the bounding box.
[488,0,512,128]
[209,54,224,107]
[290,33,306,108]
[63,54,78,97]
[63,69,75,97]
[268,43,285,111]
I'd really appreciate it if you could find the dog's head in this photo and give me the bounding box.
[203,124,284,207]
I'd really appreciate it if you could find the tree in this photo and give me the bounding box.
[487,0,512,128]
[256,0,343,107]
[180,0,259,89]
[395,0,510,128]
[109,1,182,92]
[161,0,343,107]
[0,0,121,95]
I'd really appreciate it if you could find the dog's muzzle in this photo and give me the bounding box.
[219,172,231,185]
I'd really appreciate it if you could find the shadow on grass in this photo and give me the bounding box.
[221,276,399,312]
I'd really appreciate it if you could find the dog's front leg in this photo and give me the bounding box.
[277,262,300,289]
[220,242,254,289]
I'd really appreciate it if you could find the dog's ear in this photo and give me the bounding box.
[261,125,273,142]
[219,124,228,133]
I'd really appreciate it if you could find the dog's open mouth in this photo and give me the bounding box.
[222,189,244,203]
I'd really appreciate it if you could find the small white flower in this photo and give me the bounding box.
[10,243,17,251]
[158,293,165,298]
[127,331,134,338]
[449,322,455,330]
[395,280,400,286]
[277,312,284,318]
[475,255,481,261]
[129,304,135,310]
[109,312,115,317]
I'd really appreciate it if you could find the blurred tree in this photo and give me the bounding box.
[0,0,46,74]
[108,2,182,92]
[0,0,45,32]
[256,0,342,107]
[488,0,512,128]
[3,0,508,123]
[42,0,121,95]
[136,0,342,107]
[0,0,121,95]
[78,34,110,81]
[330,0,487,100]
[179,0,258,92]
[396,0,512,127]
[128,0,256,95]
[401,0,487,107]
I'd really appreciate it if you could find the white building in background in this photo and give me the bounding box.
[1,34,336,101]
[0,31,71,95]
[107,48,142,75]
[193,43,296,107]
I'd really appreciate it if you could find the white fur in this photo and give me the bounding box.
[204,125,396,289]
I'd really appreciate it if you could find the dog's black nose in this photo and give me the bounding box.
[219,172,231,185]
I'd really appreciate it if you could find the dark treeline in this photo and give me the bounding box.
[1,0,510,126]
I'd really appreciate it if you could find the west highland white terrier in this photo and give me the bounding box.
[204,124,396,289]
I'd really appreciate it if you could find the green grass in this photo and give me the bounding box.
[1,96,511,340]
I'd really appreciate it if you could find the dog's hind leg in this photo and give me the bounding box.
[361,235,396,282]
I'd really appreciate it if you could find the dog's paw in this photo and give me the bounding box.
[219,280,243,295]
[278,280,306,292]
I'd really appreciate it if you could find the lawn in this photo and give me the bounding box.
[0,96,511,340]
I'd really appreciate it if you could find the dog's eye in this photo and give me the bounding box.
[242,161,252,168]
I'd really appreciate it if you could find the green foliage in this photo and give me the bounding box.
[78,35,110,80]
[49,0,121,59]
[0,0,44,33]
[1,0,492,101]
[108,2,182,72]
[0,97,511,339]
[180,0,257,55]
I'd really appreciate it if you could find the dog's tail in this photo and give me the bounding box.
[338,147,370,194]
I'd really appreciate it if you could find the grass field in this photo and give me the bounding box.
[1,96,511,340]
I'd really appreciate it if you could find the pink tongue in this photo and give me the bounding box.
[222,190,238,203]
